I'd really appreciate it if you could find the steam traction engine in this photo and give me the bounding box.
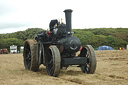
[23,9,97,77]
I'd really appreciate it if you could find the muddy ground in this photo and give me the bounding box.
[0,50,128,85]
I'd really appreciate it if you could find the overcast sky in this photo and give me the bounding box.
[0,0,128,34]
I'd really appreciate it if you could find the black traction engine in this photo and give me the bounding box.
[23,9,97,77]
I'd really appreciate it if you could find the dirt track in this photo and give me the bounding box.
[0,50,128,85]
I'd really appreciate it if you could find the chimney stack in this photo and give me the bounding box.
[64,9,73,34]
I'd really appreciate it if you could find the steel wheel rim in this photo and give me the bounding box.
[47,48,54,75]
[24,44,31,69]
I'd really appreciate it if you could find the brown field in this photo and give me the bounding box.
[0,50,128,85]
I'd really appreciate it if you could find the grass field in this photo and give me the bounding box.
[0,50,128,85]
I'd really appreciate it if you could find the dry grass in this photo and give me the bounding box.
[0,50,128,85]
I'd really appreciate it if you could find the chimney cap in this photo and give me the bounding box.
[64,9,73,12]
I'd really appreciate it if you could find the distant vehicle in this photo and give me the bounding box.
[20,46,24,53]
[0,48,8,54]
[10,45,17,53]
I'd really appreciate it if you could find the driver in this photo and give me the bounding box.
[49,19,59,32]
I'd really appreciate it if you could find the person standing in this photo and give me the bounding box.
[49,19,59,32]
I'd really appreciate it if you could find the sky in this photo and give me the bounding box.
[0,0,128,34]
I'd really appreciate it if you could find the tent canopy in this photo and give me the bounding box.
[97,45,113,50]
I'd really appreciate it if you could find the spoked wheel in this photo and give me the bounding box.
[46,45,61,77]
[23,39,39,72]
[80,45,97,74]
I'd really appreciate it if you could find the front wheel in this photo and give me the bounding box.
[46,45,61,77]
[80,45,97,74]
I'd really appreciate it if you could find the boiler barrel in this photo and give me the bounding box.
[64,9,73,33]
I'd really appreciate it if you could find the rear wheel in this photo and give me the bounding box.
[46,45,61,77]
[23,39,39,72]
[80,45,97,74]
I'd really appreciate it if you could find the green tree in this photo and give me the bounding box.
[0,38,24,52]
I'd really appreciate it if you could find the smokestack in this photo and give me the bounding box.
[64,9,73,33]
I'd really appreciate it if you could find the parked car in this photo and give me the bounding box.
[0,48,8,54]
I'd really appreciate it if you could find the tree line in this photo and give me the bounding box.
[73,28,128,49]
[0,28,43,52]
[0,28,128,51]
